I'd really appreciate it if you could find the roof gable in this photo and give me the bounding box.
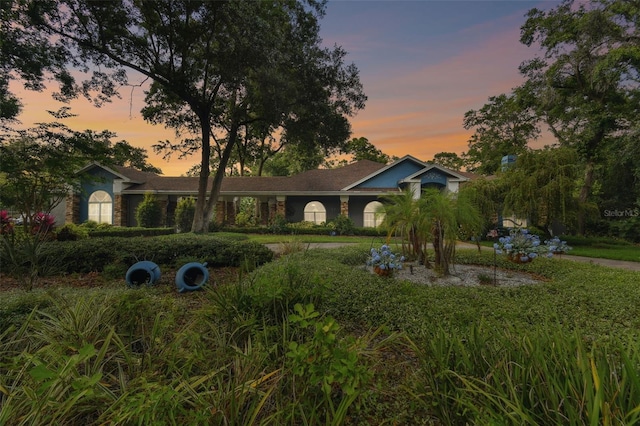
[343,155,428,190]
[77,162,132,181]
[401,164,471,184]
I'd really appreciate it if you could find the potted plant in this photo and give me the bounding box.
[493,228,549,263]
[544,236,572,256]
[367,244,405,277]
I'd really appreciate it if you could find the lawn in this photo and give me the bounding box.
[1,237,639,424]
[479,234,640,262]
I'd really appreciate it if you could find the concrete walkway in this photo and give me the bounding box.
[267,242,640,272]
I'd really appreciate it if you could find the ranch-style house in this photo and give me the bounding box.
[62,155,476,228]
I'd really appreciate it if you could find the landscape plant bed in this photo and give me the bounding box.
[2,245,640,424]
[0,266,241,295]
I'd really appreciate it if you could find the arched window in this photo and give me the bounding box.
[364,201,385,228]
[303,201,326,224]
[88,190,113,224]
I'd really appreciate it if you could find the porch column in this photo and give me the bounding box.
[276,195,286,218]
[112,179,126,226]
[226,200,236,225]
[157,196,168,226]
[114,194,127,226]
[340,195,349,217]
[410,182,421,199]
[268,198,277,223]
[215,198,225,224]
[259,200,269,225]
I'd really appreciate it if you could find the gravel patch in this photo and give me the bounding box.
[381,262,545,287]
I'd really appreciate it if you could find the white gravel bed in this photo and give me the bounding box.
[378,262,544,287]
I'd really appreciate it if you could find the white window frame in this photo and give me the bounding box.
[88,190,113,224]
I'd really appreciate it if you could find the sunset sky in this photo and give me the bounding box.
[12,0,561,176]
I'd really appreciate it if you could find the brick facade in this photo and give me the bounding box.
[114,194,127,226]
[65,194,80,224]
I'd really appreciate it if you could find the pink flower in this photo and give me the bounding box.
[32,212,55,235]
[0,210,14,235]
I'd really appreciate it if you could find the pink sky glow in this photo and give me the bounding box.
[10,1,558,176]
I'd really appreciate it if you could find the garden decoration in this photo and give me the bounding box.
[176,262,209,293]
[367,244,405,277]
[493,229,571,263]
[125,261,161,287]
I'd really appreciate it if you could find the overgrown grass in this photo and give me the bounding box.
[1,243,639,424]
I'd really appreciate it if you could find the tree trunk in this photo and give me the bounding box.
[202,118,240,231]
[192,113,212,233]
[577,161,595,235]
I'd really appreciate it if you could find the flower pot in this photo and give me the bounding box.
[508,254,531,264]
[374,266,393,277]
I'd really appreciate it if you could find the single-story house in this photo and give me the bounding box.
[64,155,476,228]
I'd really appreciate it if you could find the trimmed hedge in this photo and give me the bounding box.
[87,227,175,238]
[38,234,274,274]
[219,225,386,237]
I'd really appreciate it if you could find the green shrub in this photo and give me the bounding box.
[55,223,89,241]
[174,197,196,233]
[328,214,355,235]
[39,234,273,274]
[81,220,99,229]
[135,192,163,228]
[88,227,174,238]
[268,214,288,233]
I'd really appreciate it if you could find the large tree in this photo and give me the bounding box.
[519,0,640,232]
[9,0,365,232]
[501,147,583,233]
[340,137,391,164]
[0,118,156,222]
[462,92,540,175]
[432,152,465,171]
[0,1,74,122]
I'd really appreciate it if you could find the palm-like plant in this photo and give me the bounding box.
[420,188,484,275]
[379,189,431,267]
[381,187,483,276]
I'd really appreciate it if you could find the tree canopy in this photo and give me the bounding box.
[340,137,391,164]
[0,117,157,222]
[7,0,366,232]
[462,92,539,175]
[460,0,640,235]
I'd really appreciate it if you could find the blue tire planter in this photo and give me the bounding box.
[175,262,209,293]
[125,261,161,287]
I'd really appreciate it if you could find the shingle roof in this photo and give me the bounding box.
[118,160,388,194]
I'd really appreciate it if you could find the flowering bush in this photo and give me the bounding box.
[545,236,572,255]
[0,211,56,290]
[32,212,55,235]
[367,244,405,273]
[493,229,572,263]
[0,210,14,235]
